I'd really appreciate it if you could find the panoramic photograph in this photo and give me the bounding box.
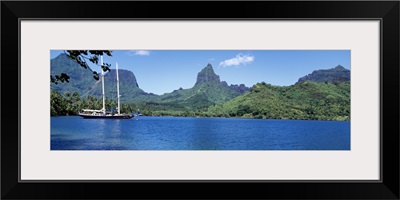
[50,50,350,150]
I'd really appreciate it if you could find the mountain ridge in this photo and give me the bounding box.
[50,55,249,108]
[206,81,350,121]
[149,64,247,108]
[50,53,350,120]
[51,53,350,117]
[296,65,350,84]
[50,53,97,96]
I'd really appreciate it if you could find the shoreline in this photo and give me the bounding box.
[51,114,350,122]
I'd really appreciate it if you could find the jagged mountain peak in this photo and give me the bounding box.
[195,63,221,85]
[334,65,346,70]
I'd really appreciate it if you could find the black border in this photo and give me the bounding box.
[2,1,399,199]
[17,18,381,184]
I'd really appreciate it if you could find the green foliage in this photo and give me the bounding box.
[51,53,98,95]
[50,73,70,84]
[87,69,155,103]
[50,55,350,121]
[50,90,134,116]
[124,81,349,121]
[51,50,112,84]
[206,81,350,121]
[131,81,241,114]
[158,82,240,104]
[51,59,245,111]
[146,63,243,109]
[51,81,350,121]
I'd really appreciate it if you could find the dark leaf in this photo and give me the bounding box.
[50,75,56,83]
[101,65,111,72]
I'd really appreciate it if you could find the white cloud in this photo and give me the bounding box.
[219,54,254,68]
[128,50,150,56]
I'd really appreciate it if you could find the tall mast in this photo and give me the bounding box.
[101,56,106,114]
[116,62,121,115]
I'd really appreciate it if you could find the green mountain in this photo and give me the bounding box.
[50,53,97,95]
[149,64,247,109]
[87,69,156,103]
[50,55,247,110]
[207,81,350,121]
[50,53,156,102]
[296,65,350,84]
[194,64,249,94]
[51,54,351,120]
[124,64,250,114]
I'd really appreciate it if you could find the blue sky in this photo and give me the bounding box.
[51,50,350,95]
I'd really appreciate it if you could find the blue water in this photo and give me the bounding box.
[51,116,350,150]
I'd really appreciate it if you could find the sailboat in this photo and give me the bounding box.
[78,56,134,119]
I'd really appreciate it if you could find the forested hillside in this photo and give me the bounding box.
[51,53,350,121]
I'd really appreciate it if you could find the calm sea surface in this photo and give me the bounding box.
[51,116,350,150]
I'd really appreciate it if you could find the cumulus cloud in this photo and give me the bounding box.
[219,54,254,68]
[128,50,150,56]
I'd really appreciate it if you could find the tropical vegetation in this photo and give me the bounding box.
[51,90,134,116]
[50,53,350,121]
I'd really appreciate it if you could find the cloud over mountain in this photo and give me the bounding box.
[219,54,254,68]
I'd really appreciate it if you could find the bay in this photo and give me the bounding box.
[51,116,350,150]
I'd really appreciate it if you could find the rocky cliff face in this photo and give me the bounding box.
[103,69,139,88]
[195,63,221,85]
[228,84,250,94]
[195,64,249,94]
[51,54,250,105]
